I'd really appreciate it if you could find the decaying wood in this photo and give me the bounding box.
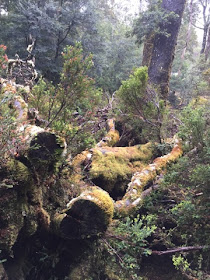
[0,80,66,171]
[53,187,114,239]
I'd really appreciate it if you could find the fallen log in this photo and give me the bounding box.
[53,187,114,239]
[114,137,183,216]
[96,119,120,147]
[1,80,66,172]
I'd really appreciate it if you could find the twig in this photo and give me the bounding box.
[102,238,125,264]
[152,246,209,256]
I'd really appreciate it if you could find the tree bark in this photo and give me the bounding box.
[205,27,210,60]
[199,0,210,55]
[143,0,186,100]
[201,24,210,54]
[178,0,194,75]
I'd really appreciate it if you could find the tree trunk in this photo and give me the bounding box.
[143,0,186,100]
[201,24,209,54]
[205,27,210,60]
[199,0,209,55]
[178,0,194,75]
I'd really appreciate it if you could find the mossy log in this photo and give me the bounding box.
[114,138,183,216]
[15,127,66,172]
[96,119,120,147]
[1,80,66,171]
[53,187,114,239]
[89,142,157,195]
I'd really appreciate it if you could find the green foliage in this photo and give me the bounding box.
[0,44,8,76]
[141,142,210,277]
[116,66,164,142]
[0,0,99,80]
[94,21,142,93]
[178,105,206,150]
[0,92,20,166]
[106,215,157,279]
[0,0,141,91]
[132,1,179,45]
[30,77,55,118]
[117,66,148,110]
[172,255,190,272]
[29,43,103,154]
[190,164,210,190]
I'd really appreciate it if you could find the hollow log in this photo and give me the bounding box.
[53,187,114,239]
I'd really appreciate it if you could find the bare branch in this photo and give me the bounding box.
[152,246,209,256]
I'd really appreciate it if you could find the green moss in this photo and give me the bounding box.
[7,159,30,182]
[89,187,114,223]
[89,143,156,193]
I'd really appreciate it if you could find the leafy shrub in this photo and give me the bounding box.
[0,93,18,165]
[29,43,103,154]
[116,66,165,142]
[0,44,8,75]
[178,104,208,151]
[105,215,157,279]
[172,254,190,272]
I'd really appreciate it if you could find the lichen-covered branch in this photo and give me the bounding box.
[114,138,183,216]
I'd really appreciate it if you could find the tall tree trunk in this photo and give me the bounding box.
[200,0,209,55]
[142,0,186,100]
[178,0,194,75]
[205,27,210,60]
[201,24,209,54]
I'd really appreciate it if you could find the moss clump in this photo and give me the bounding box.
[99,130,120,147]
[7,159,30,182]
[86,187,114,223]
[89,143,156,193]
